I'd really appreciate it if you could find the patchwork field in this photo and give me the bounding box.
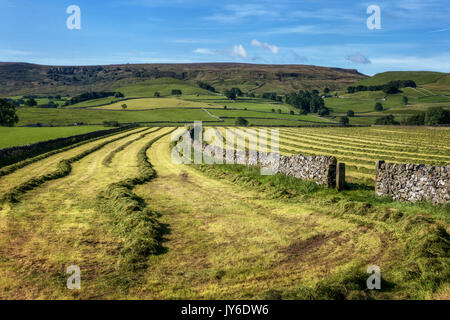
[0,125,448,300]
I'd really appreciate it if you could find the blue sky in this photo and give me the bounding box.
[0,0,449,75]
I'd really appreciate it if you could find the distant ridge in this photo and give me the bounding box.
[0,62,368,96]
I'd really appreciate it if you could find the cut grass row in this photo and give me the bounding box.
[0,128,146,204]
[278,130,450,165]
[102,127,161,166]
[97,128,176,282]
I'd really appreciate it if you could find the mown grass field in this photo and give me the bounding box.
[0,125,448,300]
[0,126,108,149]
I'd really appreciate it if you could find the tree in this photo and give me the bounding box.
[224,90,236,100]
[235,117,248,126]
[318,107,331,116]
[114,92,124,98]
[425,107,450,125]
[277,109,282,114]
[324,88,330,94]
[403,96,408,105]
[25,98,37,107]
[171,89,182,95]
[154,92,161,98]
[121,104,127,110]
[339,116,350,126]
[230,88,243,97]
[0,99,19,127]
[271,109,275,112]
[347,110,355,117]
[374,102,383,111]
[223,105,227,110]
[290,110,295,115]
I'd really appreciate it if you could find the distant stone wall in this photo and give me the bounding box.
[191,137,338,188]
[375,160,449,204]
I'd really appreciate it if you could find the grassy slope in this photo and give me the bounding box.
[0,126,107,149]
[355,71,447,86]
[327,71,450,124]
[117,78,215,98]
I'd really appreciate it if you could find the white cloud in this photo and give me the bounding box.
[251,39,279,54]
[193,44,247,59]
[232,44,247,58]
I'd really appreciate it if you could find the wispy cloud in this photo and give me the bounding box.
[346,53,371,64]
[193,48,216,55]
[205,4,279,23]
[170,38,222,44]
[251,39,279,54]
[430,27,450,33]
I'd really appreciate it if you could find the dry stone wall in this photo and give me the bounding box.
[375,160,449,204]
[190,136,338,188]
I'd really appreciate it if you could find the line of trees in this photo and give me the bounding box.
[262,92,282,102]
[64,91,123,106]
[197,82,216,93]
[347,80,417,94]
[404,107,450,126]
[285,90,330,115]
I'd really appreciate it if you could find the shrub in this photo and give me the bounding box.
[374,102,383,111]
[235,117,249,126]
[339,116,350,126]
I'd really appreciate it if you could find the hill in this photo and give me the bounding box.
[354,71,449,87]
[0,62,367,97]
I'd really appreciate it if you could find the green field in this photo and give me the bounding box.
[16,107,217,126]
[0,126,108,149]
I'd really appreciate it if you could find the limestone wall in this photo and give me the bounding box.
[375,160,449,204]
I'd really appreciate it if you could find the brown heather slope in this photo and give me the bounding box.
[0,62,367,96]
